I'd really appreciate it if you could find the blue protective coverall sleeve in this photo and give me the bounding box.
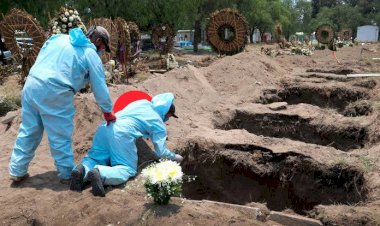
[85,50,112,113]
[149,93,177,159]
[150,123,176,160]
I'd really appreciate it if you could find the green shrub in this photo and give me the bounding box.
[0,95,21,116]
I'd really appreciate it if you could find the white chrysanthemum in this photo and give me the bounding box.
[54,21,58,26]
[156,160,183,182]
[69,16,74,22]
[69,10,74,15]
[141,165,155,181]
[141,159,195,205]
[153,167,170,184]
[61,17,68,23]
[64,11,70,17]
[61,28,67,33]
[61,24,67,29]
[142,160,183,185]
[52,26,56,30]
[68,22,72,27]
[74,10,79,15]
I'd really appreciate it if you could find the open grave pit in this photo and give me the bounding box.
[180,142,368,215]
[214,107,371,151]
[259,84,372,116]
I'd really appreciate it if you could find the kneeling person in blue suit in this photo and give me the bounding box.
[70,93,183,196]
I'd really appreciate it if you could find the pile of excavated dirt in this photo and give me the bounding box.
[1,43,380,225]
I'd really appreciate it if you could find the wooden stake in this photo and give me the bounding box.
[347,74,380,77]
[332,51,340,64]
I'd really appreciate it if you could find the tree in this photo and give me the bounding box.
[311,0,320,18]
[357,0,379,24]
[294,0,313,33]
[0,0,66,27]
[310,5,364,34]
[237,0,273,43]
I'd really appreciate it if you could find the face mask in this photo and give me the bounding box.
[96,42,103,56]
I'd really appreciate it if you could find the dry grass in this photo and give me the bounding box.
[134,72,150,83]
[358,155,376,172]
[0,75,22,116]
[0,76,21,96]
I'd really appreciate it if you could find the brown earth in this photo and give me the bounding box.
[1,43,380,225]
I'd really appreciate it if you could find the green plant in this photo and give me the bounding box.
[0,95,21,116]
[358,155,375,172]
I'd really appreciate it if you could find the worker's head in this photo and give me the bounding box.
[86,26,111,54]
[164,104,178,122]
[151,93,178,122]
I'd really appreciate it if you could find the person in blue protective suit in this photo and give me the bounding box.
[70,92,183,197]
[9,26,117,184]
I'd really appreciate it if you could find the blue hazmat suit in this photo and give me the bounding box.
[80,93,177,185]
[9,28,113,179]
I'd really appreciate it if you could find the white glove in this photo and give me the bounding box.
[174,154,183,163]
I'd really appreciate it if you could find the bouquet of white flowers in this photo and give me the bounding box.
[141,159,193,205]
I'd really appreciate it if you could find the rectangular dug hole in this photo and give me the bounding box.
[260,85,371,116]
[181,143,367,215]
[216,111,369,151]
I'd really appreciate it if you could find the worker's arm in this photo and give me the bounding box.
[86,51,113,113]
[151,129,176,160]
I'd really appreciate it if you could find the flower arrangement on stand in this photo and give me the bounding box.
[141,159,195,205]
[50,7,86,35]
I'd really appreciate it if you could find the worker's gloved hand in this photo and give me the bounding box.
[103,112,116,125]
[174,154,183,163]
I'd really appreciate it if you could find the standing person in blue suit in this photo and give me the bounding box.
[70,92,183,197]
[9,26,117,184]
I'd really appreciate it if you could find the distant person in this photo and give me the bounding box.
[0,33,8,64]
[0,33,7,52]
[117,41,125,65]
[9,26,116,184]
[70,93,183,197]
[130,39,142,60]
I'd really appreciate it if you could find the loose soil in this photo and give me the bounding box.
[1,43,380,225]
